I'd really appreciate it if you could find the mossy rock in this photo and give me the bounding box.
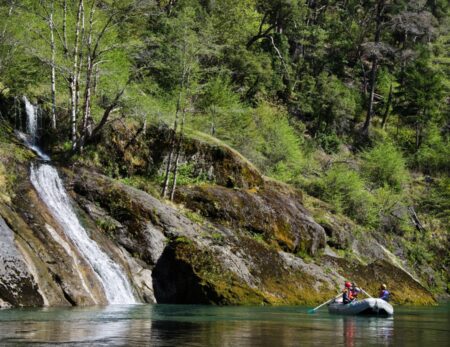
[80,122,264,189]
[323,256,436,305]
[152,239,268,305]
[174,184,326,256]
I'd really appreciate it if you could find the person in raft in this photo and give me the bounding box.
[351,282,361,299]
[343,281,355,304]
[379,284,390,302]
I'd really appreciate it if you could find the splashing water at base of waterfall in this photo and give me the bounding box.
[30,164,137,304]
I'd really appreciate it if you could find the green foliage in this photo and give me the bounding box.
[252,103,304,181]
[315,132,341,154]
[159,163,211,187]
[119,176,161,198]
[416,125,450,173]
[315,165,375,225]
[95,218,117,234]
[420,177,450,225]
[361,142,409,191]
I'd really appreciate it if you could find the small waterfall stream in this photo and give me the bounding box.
[24,98,136,304]
[23,96,38,144]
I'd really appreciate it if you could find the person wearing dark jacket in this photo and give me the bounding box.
[379,284,390,302]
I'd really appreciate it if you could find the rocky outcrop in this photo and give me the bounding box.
[84,122,264,189]
[0,122,437,307]
[174,183,326,255]
[68,167,433,305]
[0,216,43,307]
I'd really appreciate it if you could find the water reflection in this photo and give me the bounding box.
[0,304,447,346]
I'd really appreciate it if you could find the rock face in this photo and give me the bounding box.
[68,167,434,305]
[174,183,326,255]
[85,122,264,189]
[0,122,437,307]
[0,216,43,307]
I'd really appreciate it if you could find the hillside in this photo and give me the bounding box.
[0,0,448,307]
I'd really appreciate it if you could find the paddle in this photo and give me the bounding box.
[358,287,373,299]
[359,288,373,298]
[308,293,343,314]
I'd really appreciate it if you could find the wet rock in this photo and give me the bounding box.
[0,216,44,307]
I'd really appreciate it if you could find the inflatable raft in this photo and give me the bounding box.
[328,298,394,316]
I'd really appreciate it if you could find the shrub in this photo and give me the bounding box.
[318,165,376,225]
[416,125,450,173]
[254,102,304,181]
[361,142,408,191]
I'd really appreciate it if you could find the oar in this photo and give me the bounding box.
[308,293,343,314]
[359,288,373,298]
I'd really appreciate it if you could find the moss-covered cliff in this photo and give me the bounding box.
[0,121,442,308]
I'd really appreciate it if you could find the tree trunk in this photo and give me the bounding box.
[381,83,393,129]
[76,1,85,119]
[210,105,216,136]
[62,0,68,57]
[162,40,188,199]
[81,0,96,149]
[362,0,384,135]
[161,88,183,198]
[71,0,84,150]
[49,0,57,129]
[170,106,187,201]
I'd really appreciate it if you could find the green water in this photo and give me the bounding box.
[0,304,448,346]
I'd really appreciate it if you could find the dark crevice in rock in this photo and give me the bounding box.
[52,274,77,306]
[152,244,215,304]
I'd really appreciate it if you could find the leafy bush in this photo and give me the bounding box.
[361,142,408,191]
[253,102,304,181]
[420,176,450,225]
[416,125,450,173]
[315,131,341,154]
[316,165,376,225]
[191,101,304,183]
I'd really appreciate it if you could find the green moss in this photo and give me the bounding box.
[95,218,117,234]
[184,209,205,224]
[118,176,161,198]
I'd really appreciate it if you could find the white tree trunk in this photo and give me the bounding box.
[71,0,84,149]
[49,0,57,129]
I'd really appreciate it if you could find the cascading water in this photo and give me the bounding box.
[23,96,38,144]
[23,98,136,304]
[30,165,136,304]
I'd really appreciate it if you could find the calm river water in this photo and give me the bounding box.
[0,304,448,346]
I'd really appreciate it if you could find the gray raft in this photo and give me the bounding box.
[328,298,394,316]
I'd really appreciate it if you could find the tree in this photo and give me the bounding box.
[394,50,445,151]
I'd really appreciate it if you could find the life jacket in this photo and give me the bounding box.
[379,289,390,301]
[343,288,354,304]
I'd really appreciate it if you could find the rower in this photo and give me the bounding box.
[351,283,361,299]
[379,284,390,302]
[343,281,355,304]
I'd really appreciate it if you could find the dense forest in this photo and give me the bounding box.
[0,0,449,294]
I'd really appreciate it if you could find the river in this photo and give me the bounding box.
[0,304,448,346]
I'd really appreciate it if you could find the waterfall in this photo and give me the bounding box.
[23,96,38,143]
[30,165,136,304]
[23,98,136,305]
